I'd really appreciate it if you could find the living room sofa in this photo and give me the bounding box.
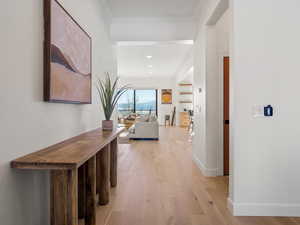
[128,115,159,140]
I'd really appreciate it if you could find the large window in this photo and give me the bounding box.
[117,89,134,116]
[135,89,157,115]
[117,89,157,117]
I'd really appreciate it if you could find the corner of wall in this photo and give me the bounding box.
[227,197,234,214]
[192,154,218,177]
[98,0,113,38]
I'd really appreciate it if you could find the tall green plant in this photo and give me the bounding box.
[96,73,129,120]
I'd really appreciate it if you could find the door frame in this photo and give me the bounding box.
[217,53,229,176]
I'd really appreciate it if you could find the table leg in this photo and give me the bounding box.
[78,164,86,219]
[96,144,110,205]
[110,138,118,187]
[85,156,96,225]
[51,169,78,225]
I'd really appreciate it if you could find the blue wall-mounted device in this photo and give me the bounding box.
[264,105,273,117]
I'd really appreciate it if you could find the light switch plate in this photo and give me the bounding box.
[252,105,264,118]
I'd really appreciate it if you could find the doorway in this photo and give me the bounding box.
[223,56,230,176]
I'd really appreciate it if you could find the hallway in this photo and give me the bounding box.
[94,127,300,225]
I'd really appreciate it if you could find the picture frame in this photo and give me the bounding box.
[44,0,92,104]
[161,89,172,104]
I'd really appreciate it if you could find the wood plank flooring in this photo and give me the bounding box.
[92,127,299,225]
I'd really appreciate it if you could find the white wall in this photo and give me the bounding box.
[193,23,207,174]
[206,9,230,176]
[193,0,230,176]
[229,0,300,216]
[0,0,116,224]
[119,77,178,125]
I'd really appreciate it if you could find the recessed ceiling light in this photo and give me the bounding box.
[149,72,153,74]
[146,55,153,59]
[148,65,153,68]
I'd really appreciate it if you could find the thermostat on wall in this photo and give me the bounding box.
[264,105,273,117]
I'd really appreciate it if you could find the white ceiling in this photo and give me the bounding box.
[106,0,197,79]
[117,42,193,78]
[107,0,201,18]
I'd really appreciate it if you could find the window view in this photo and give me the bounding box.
[117,89,134,117]
[135,89,157,115]
[117,89,157,116]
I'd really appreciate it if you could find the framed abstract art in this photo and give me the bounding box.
[44,0,92,104]
[161,89,172,104]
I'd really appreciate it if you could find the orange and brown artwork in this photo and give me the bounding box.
[161,89,172,104]
[45,0,91,103]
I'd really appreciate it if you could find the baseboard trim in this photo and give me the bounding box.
[193,155,218,177]
[229,199,300,217]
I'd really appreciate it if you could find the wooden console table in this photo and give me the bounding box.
[11,127,124,225]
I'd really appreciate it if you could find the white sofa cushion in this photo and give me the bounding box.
[128,121,159,139]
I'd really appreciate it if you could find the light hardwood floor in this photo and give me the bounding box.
[94,126,300,225]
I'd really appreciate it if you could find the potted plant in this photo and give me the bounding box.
[96,73,129,130]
